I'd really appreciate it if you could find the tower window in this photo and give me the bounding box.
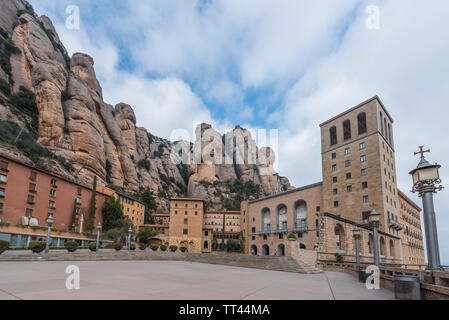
[361,168,368,176]
[332,165,337,172]
[334,201,339,208]
[331,153,337,160]
[360,142,366,150]
[333,177,338,183]
[344,148,351,155]
[360,155,367,163]
[343,120,351,141]
[358,112,367,135]
[330,126,338,146]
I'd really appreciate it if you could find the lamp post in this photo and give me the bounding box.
[353,227,361,265]
[96,222,102,252]
[369,207,381,266]
[128,226,133,251]
[45,213,55,254]
[409,146,444,271]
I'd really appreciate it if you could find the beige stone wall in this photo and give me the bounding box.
[285,241,318,266]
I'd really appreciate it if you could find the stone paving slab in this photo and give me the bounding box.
[0,261,394,300]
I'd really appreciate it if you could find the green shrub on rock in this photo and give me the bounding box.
[139,243,147,250]
[150,244,159,251]
[160,245,167,252]
[169,245,178,252]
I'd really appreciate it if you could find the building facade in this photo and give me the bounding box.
[240,96,422,267]
[97,185,145,227]
[399,190,426,267]
[0,154,106,248]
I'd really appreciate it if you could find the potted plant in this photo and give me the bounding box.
[28,241,46,254]
[130,244,136,251]
[160,244,167,252]
[139,243,147,251]
[150,244,159,251]
[65,241,79,253]
[113,242,123,251]
[0,240,9,255]
[287,233,297,241]
[169,245,178,252]
[88,242,97,252]
[180,246,187,253]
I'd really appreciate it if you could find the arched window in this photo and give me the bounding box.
[204,241,209,249]
[276,204,288,231]
[380,237,386,256]
[357,112,367,135]
[343,120,351,141]
[387,124,392,145]
[334,224,345,250]
[380,112,384,135]
[389,240,395,258]
[260,208,271,232]
[368,234,374,254]
[329,126,337,146]
[293,200,308,230]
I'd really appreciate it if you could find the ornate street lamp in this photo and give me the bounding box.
[409,146,444,270]
[45,213,55,254]
[96,222,102,252]
[128,226,133,251]
[353,227,361,265]
[368,207,381,266]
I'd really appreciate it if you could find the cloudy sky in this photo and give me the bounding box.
[28,0,449,264]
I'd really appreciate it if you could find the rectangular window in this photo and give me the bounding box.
[362,211,371,220]
[346,172,352,180]
[27,195,35,204]
[345,148,351,155]
[345,160,351,167]
[49,200,55,208]
[29,183,37,192]
[0,203,3,213]
[29,171,37,181]
[26,208,32,217]
[333,189,338,195]
[332,177,338,183]
[0,161,8,171]
[332,165,337,172]
[0,188,5,198]
[76,197,81,204]
[0,174,6,183]
[347,185,353,192]
[362,182,368,189]
[361,168,368,176]
[363,195,370,203]
[334,201,339,208]
[331,153,337,160]
[77,188,82,196]
[360,155,367,163]
[50,189,56,197]
[360,142,366,150]
[316,206,321,212]
[51,179,57,187]
[251,227,256,233]
[183,229,188,235]
[184,218,188,225]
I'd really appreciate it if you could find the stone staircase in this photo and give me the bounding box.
[187,253,323,274]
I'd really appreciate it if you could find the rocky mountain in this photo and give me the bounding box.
[0,0,292,211]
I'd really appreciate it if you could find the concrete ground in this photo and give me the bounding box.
[0,261,394,300]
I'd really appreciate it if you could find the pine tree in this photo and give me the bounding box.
[102,196,125,231]
[85,176,97,233]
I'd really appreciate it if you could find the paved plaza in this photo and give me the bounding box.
[0,261,394,300]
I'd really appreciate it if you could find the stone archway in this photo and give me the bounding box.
[334,224,346,252]
[250,245,258,256]
[277,244,285,256]
[262,244,270,256]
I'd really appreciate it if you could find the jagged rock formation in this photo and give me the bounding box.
[0,0,292,211]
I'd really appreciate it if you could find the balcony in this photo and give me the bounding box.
[388,219,403,231]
